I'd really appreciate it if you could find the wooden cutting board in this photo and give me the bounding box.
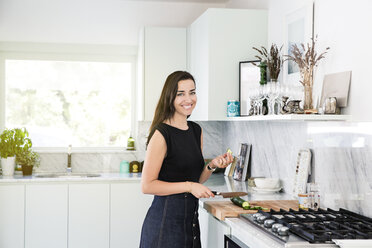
[204,200,298,221]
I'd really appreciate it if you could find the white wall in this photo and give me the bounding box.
[0,0,225,46]
[226,0,269,9]
[314,0,372,121]
[268,0,372,121]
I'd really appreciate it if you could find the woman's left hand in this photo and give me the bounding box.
[209,152,234,169]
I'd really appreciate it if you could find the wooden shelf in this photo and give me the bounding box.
[226,114,351,121]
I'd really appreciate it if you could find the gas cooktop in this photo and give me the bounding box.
[240,207,372,245]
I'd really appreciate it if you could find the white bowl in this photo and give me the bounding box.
[254,178,280,189]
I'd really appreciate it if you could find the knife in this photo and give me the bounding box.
[211,191,247,198]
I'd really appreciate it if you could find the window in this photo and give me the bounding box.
[0,43,136,148]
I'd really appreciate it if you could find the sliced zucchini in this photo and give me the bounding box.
[231,197,270,211]
[230,197,250,209]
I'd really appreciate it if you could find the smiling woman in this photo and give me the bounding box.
[140,71,233,248]
[1,44,136,148]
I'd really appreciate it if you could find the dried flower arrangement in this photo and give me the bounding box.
[285,36,330,110]
[253,44,283,81]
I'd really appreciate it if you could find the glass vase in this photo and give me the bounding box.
[302,71,314,110]
[268,80,279,115]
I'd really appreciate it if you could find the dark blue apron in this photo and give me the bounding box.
[140,193,201,248]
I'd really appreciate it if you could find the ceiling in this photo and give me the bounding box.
[120,0,230,3]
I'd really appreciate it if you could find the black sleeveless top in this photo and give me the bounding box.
[155,121,204,183]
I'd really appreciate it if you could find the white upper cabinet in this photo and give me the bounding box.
[138,27,187,121]
[188,9,268,120]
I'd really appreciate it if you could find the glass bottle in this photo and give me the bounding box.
[126,135,135,151]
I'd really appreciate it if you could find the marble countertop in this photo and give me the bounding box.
[200,173,294,207]
[0,172,142,183]
[0,172,294,204]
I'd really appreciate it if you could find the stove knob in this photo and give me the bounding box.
[278,226,290,236]
[271,223,283,233]
[263,219,275,228]
[253,213,262,221]
[257,215,268,224]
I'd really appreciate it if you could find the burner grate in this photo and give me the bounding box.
[258,208,372,243]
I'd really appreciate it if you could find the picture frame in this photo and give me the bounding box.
[233,143,252,181]
[284,3,314,85]
[320,71,352,107]
[239,60,260,116]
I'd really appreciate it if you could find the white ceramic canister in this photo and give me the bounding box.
[1,157,16,176]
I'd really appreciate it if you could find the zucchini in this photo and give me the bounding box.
[231,197,269,211]
[230,197,250,210]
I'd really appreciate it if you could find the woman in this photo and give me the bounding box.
[140,71,233,248]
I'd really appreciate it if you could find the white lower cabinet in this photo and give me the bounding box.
[199,206,230,248]
[0,181,153,248]
[110,182,153,248]
[25,184,68,248]
[0,185,25,248]
[68,183,110,248]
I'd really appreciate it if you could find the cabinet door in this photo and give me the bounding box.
[110,182,153,248]
[199,207,230,248]
[188,9,268,120]
[69,183,110,248]
[0,185,25,248]
[25,184,68,248]
[142,27,187,121]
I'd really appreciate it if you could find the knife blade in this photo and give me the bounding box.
[211,191,247,198]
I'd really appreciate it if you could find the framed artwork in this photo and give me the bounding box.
[239,61,260,116]
[320,71,352,107]
[284,3,314,85]
[233,143,252,181]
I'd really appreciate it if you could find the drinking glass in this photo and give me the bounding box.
[307,183,320,210]
[257,84,266,115]
[267,82,278,115]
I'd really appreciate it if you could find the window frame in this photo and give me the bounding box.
[0,42,138,152]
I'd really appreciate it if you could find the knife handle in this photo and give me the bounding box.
[211,191,219,195]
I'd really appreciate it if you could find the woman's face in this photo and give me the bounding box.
[173,79,197,118]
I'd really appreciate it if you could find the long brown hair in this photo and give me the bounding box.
[147,71,195,146]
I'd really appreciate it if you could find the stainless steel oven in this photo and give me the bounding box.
[224,235,250,248]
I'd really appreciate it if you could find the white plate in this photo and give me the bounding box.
[252,187,282,193]
[332,239,372,248]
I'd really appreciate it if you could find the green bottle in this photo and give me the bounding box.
[127,135,135,151]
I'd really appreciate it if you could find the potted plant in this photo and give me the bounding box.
[253,43,283,82]
[16,149,40,176]
[285,36,330,111]
[0,127,32,176]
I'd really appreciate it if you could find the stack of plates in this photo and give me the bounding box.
[251,178,282,194]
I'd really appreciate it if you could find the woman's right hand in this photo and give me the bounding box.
[187,182,214,199]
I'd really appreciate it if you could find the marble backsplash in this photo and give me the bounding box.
[134,120,372,217]
[36,152,138,173]
[221,121,372,218]
[37,120,372,217]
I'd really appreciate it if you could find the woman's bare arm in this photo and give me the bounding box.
[199,129,233,184]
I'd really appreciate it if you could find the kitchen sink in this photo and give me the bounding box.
[34,173,101,178]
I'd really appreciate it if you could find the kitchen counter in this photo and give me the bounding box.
[198,174,296,248]
[0,172,142,183]
[0,171,292,201]
[200,173,294,207]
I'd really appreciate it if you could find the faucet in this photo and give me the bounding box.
[67,144,72,173]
